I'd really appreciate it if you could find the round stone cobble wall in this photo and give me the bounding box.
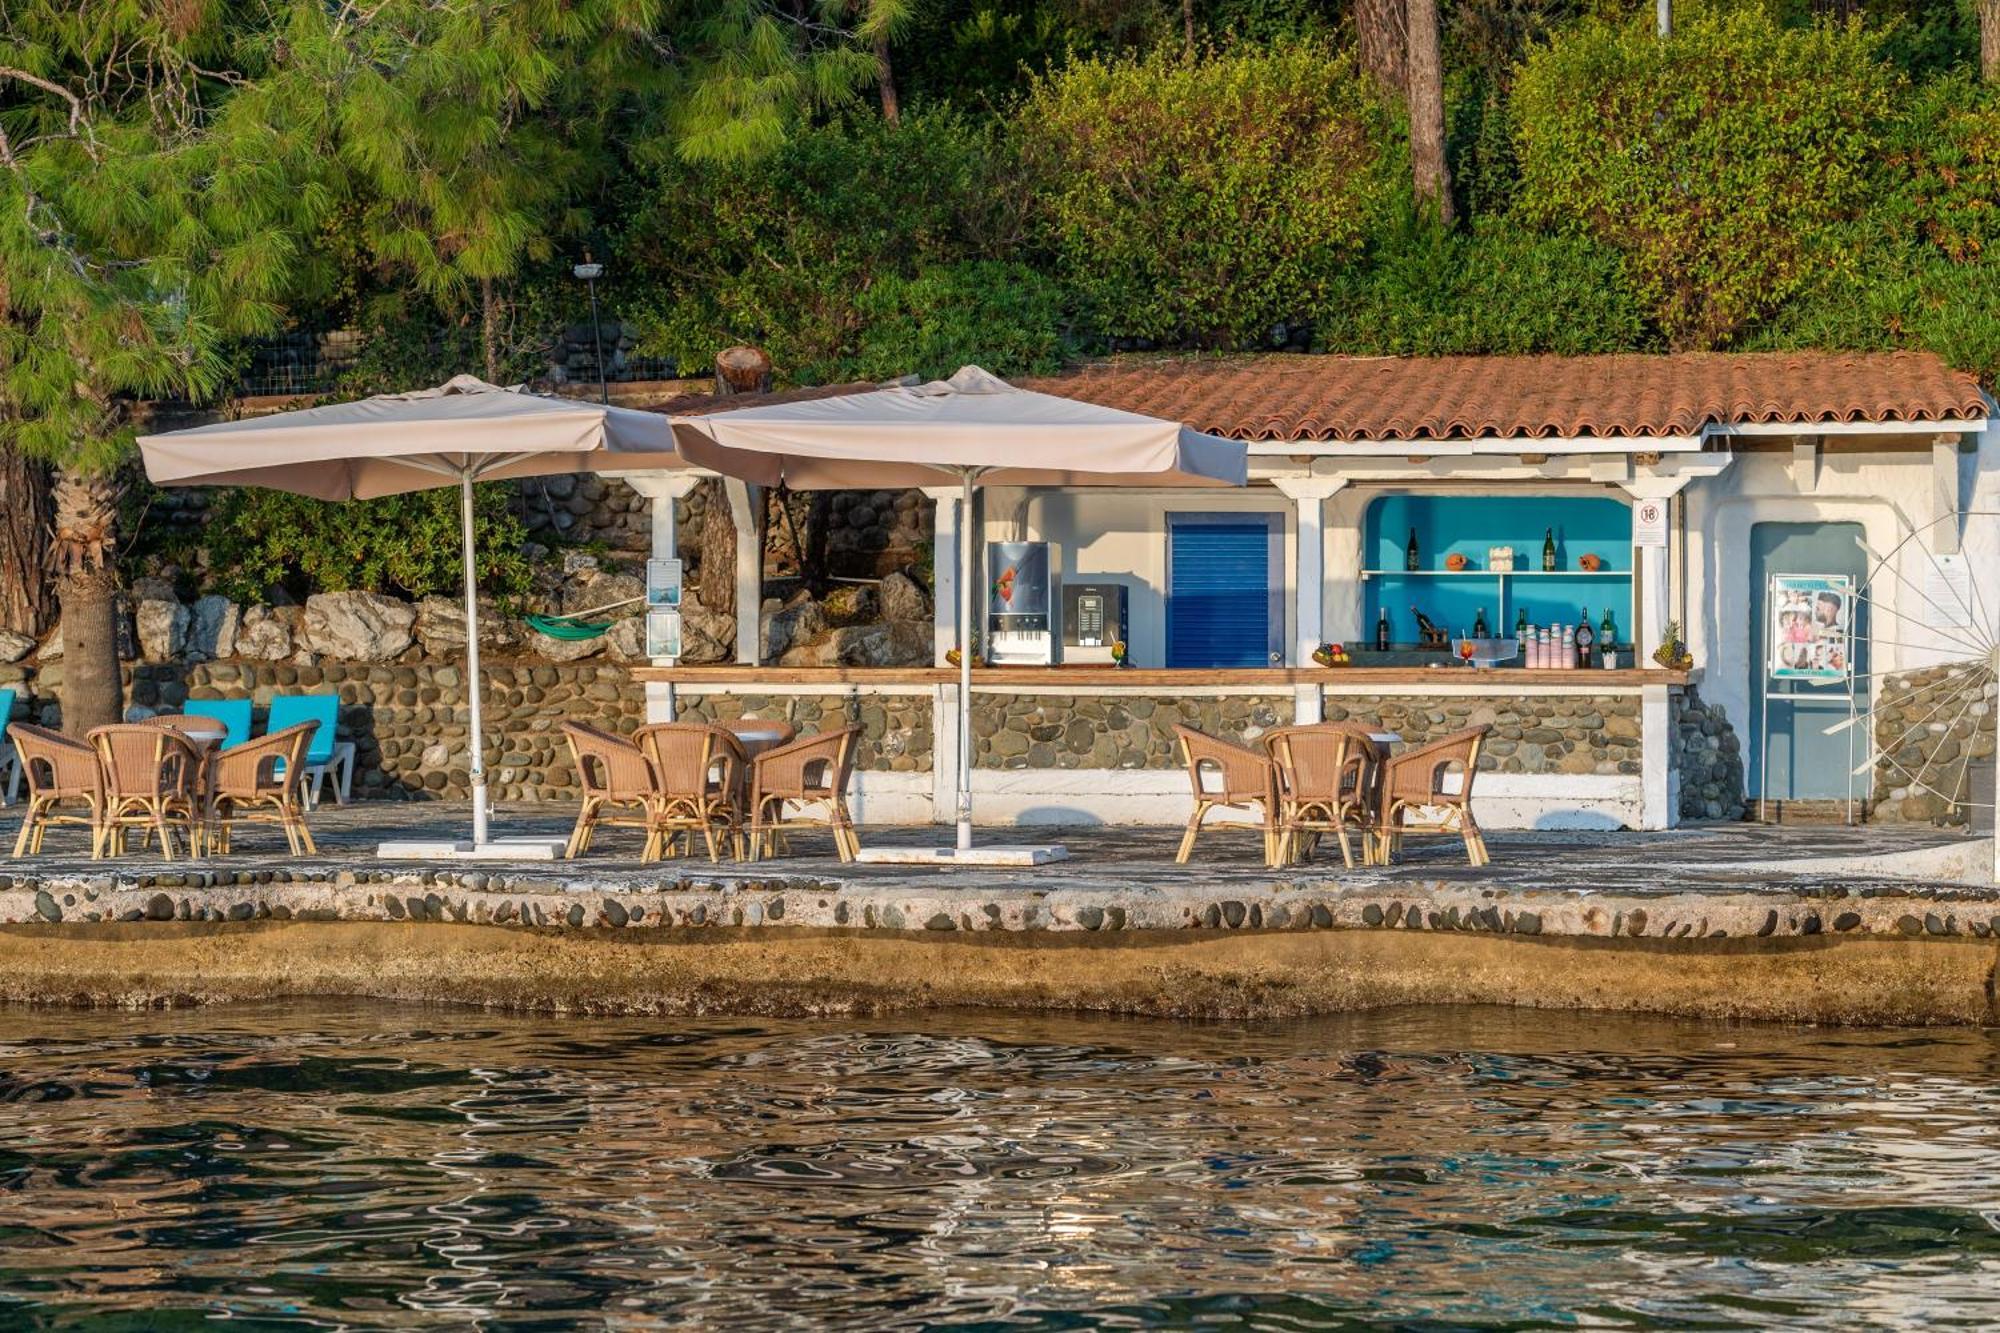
[1871,668,1997,824]
[972,695,1294,770]
[1671,685,1745,821]
[1324,694,1640,776]
[673,693,931,773]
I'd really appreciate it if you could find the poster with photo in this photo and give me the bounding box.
[646,557,683,608]
[1768,574,1852,682]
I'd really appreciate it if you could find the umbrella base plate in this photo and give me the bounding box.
[376,838,568,861]
[855,844,1069,867]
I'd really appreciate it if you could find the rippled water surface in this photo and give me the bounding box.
[0,1004,1997,1329]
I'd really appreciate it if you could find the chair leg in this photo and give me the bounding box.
[1176,801,1208,864]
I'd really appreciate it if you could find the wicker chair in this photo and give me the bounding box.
[561,722,658,859]
[1377,725,1492,867]
[1264,724,1378,868]
[206,722,319,855]
[746,725,860,862]
[8,724,106,857]
[89,724,202,860]
[636,723,749,862]
[1171,724,1281,866]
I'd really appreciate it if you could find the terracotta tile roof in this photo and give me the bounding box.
[1016,351,1988,443]
[649,380,878,416]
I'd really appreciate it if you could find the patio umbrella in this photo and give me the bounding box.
[138,375,697,854]
[670,365,1246,862]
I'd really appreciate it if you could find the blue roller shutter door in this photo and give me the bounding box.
[1167,518,1276,668]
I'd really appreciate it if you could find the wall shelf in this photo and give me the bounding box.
[1360,569,1633,579]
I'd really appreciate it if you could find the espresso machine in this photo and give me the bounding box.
[1060,580,1129,665]
[985,541,1053,665]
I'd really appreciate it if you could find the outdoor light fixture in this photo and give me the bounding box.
[572,254,609,406]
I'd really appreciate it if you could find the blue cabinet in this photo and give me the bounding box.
[1362,495,1633,645]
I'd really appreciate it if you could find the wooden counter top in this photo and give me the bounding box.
[631,665,1691,688]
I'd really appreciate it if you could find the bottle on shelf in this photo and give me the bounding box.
[1406,528,1421,572]
[1376,607,1391,652]
[1530,626,1545,669]
[1542,527,1558,572]
[1473,607,1488,638]
[1560,623,1576,670]
[1575,607,1595,669]
[1599,607,1616,648]
[1411,606,1440,638]
[1515,605,1530,640]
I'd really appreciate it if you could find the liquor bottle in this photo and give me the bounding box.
[1542,527,1558,572]
[1515,606,1530,639]
[1575,608,1595,669]
[1473,607,1488,638]
[1560,623,1576,670]
[1376,607,1391,652]
[1411,606,1439,638]
[1406,528,1421,572]
[1599,607,1616,648]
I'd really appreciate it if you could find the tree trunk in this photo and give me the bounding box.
[696,347,774,621]
[1356,0,1407,96]
[1983,0,2000,82]
[1657,0,1672,39]
[1182,0,1196,50]
[481,275,502,382]
[48,466,124,736]
[0,446,53,639]
[873,31,900,124]
[1406,0,1454,227]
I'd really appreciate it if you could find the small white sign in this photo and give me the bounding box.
[1922,553,1973,630]
[646,609,682,660]
[646,558,683,608]
[1632,498,1668,549]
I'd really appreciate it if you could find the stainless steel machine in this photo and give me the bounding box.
[1060,580,1129,665]
[985,541,1053,665]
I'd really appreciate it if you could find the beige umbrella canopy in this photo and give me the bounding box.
[138,376,697,851]
[672,365,1246,858]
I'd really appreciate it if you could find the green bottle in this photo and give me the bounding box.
[1542,527,1557,572]
[1600,607,1616,647]
[1515,606,1530,637]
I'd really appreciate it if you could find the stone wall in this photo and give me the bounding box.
[1871,667,1997,824]
[1671,685,1745,821]
[971,694,1293,770]
[1321,694,1641,776]
[674,693,931,773]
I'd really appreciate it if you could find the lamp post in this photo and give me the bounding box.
[573,255,608,405]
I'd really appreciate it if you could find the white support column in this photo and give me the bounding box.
[920,486,962,667]
[1272,476,1348,726]
[1933,433,1964,556]
[723,478,762,666]
[1619,473,1696,832]
[621,472,703,724]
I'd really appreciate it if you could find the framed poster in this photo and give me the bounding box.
[646,609,683,660]
[1768,574,1852,682]
[646,557,683,608]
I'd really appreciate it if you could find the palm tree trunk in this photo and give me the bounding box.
[1406,0,1454,227]
[0,445,53,639]
[48,466,124,736]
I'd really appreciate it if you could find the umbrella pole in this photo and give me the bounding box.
[460,471,490,846]
[957,471,975,852]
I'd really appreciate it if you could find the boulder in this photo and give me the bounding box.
[603,616,649,663]
[526,626,604,662]
[0,630,34,664]
[560,567,645,618]
[235,606,295,661]
[679,589,734,664]
[36,625,61,660]
[304,591,415,661]
[135,597,190,662]
[414,595,521,655]
[760,594,825,662]
[820,583,877,627]
[779,621,930,668]
[879,570,929,624]
[130,575,179,603]
[186,595,239,662]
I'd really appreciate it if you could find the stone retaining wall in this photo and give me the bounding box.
[674,693,931,773]
[1871,667,1998,823]
[1671,685,1746,821]
[971,694,1293,770]
[1321,694,1640,775]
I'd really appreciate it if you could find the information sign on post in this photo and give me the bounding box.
[1632,497,1668,548]
[646,609,683,661]
[646,557,683,608]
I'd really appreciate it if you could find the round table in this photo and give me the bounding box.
[720,718,796,760]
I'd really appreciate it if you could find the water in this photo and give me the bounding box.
[0,1005,1996,1330]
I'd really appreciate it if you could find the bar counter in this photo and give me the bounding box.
[631,664,1690,688]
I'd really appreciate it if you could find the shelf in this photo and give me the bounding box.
[1360,569,1632,579]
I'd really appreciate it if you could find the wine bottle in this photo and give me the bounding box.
[1411,606,1439,637]
[1542,527,1557,572]
[1515,606,1530,638]
[1375,607,1391,652]
[1599,607,1616,647]
[1575,607,1595,669]
[1406,528,1421,572]
[1473,607,1488,638]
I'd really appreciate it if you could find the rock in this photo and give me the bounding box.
[678,589,733,664]
[130,575,179,602]
[186,595,239,661]
[560,568,645,618]
[603,616,649,663]
[414,595,521,656]
[135,597,190,661]
[304,591,415,661]
[235,605,295,661]
[35,625,60,660]
[0,630,33,663]
[820,584,877,626]
[526,627,604,662]
[879,570,929,623]
[761,595,825,662]
[780,622,930,668]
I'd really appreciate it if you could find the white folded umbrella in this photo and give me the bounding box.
[671,365,1247,862]
[139,375,698,854]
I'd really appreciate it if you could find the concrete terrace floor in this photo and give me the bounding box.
[3,800,1992,901]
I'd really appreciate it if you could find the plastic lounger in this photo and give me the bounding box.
[185,698,254,749]
[0,688,16,806]
[266,694,354,808]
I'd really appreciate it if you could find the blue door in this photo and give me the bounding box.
[1748,522,1866,801]
[1166,514,1282,668]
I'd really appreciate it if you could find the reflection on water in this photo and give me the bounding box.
[0,1004,1996,1329]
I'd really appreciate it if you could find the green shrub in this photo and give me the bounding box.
[201,486,533,605]
[1513,5,1899,349]
[849,261,1069,381]
[1016,41,1399,347]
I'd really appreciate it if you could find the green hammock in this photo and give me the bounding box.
[524,613,614,640]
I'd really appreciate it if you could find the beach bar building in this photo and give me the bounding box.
[633,351,1996,832]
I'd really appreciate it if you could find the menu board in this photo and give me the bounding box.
[1768,574,1852,682]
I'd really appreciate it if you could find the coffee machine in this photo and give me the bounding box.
[1060,580,1129,665]
[985,541,1053,665]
